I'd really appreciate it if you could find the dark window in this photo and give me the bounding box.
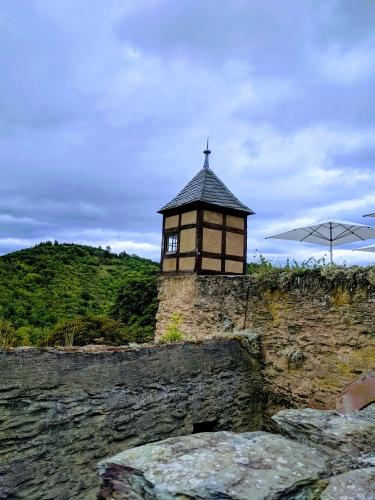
[166,233,178,253]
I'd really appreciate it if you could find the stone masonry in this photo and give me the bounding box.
[0,339,263,499]
[156,273,375,419]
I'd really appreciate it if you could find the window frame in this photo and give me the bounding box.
[165,232,178,254]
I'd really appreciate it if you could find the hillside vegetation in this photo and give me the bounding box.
[2,244,373,348]
[0,242,159,347]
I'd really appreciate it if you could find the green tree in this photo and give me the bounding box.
[0,242,159,345]
[111,267,159,343]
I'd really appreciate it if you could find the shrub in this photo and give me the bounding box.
[124,323,155,344]
[248,251,375,291]
[45,314,131,347]
[160,313,184,344]
[160,329,183,344]
[0,319,17,349]
[14,326,31,346]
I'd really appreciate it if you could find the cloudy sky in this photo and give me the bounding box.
[1,0,375,264]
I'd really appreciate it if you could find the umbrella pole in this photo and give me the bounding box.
[329,223,333,264]
[329,241,333,264]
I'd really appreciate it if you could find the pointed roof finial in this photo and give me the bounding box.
[203,137,211,169]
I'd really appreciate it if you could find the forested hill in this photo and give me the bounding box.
[0,242,159,345]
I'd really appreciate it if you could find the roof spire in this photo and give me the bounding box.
[203,137,211,169]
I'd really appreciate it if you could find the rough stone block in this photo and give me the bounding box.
[98,431,327,499]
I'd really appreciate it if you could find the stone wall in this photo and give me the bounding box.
[156,273,375,418]
[0,339,263,499]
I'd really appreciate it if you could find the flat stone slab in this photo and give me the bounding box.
[321,467,375,500]
[337,371,375,413]
[272,407,375,455]
[98,431,327,499]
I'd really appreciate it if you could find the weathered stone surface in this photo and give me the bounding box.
[156,274,375,418]
[272,407,375,455]
[354,402,375,424]
[98,431,327,499]
[0,339,263,499]
[98,406,375,499]
[321,467,375,500]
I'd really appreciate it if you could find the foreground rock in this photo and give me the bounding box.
[98,431,327,499]
[272,405,375,456]
[321,467,375,500]
[98,406,375,499]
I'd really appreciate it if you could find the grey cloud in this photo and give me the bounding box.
[0,3,81,133]
[0,0,374,265]
[332,146,375,170]
[117,1,314,71]
[117,0,375,133]
[117,1,375,68]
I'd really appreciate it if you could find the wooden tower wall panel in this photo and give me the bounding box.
[201,257,221,271]
[204,210,223,225]
[226,233,244,257]
[180,228,196,252]
[181,210,197,225]
[226,215,244,230]
[163,258,177,272]
[164,215,179,229]
[203,228,222,253]
[225,260,243,274]
[179,257,195,271]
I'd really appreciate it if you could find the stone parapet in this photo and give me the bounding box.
[156,273,375,416]
[0,339,263,499]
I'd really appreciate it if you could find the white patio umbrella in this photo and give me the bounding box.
[265,220,375,264]
[355,244,375,253]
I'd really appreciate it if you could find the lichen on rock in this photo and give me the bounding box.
[321,467,375,500]
[272,405,375,456]
[98,431,327,500]
[98,405,375,499]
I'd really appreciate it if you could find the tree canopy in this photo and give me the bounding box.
[0,242,159,346]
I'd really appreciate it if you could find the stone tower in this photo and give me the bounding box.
[158,145,254,275]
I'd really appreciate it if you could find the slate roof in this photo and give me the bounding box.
[158,163,254,214]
